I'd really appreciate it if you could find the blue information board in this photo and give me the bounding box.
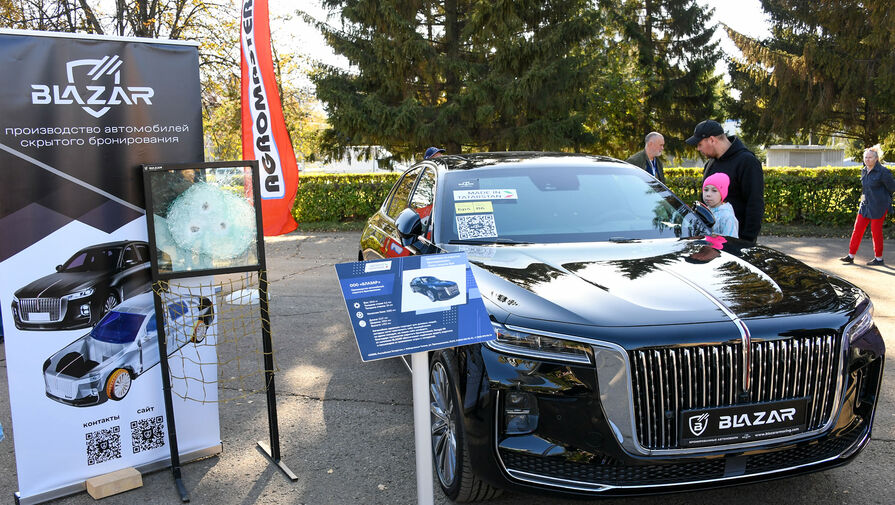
[335,252,495,361]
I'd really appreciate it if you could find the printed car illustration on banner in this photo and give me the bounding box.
[42,291,213,407]
[11,240,152,331]
[409,276,460,301]
[359,152,885,501]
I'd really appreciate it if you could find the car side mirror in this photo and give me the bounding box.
[395,208,423,246]
[55,265,63,272]
[691,201,716,228]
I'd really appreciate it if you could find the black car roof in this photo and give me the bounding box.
[78,240,147,251]
[426,151,624,172]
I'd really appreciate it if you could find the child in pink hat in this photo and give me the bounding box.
[702,173,739,237]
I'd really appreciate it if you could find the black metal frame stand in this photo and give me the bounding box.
[142,161,297,500]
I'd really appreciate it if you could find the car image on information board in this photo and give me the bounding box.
[43,291,213,407]
[410,276,461,301]
[359,152,885,502]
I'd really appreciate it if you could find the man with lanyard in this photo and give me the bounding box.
[626,132,666,183]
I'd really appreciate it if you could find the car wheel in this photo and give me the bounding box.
[105,368,132,401]
[191,321,208,343]
[430,354,502,502]
[101,292,119,316]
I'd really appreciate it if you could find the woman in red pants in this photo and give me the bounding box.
[841,146,895,266]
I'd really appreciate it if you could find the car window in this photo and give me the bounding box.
[410,168,436,237]
[167,301,191,319]
[91,311,147,343]
[437,165,707,243]
[386,167,422,220]
[62,247,122,272]
[136,244,150,262]
[122,245,140,267]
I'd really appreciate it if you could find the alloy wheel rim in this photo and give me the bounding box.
[104,295,117,313]
[113,372,131,398]
[430,361,458,487]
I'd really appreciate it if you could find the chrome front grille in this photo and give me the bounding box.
[629,334,842,450]
[18,298,64,322]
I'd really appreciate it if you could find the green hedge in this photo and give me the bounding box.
[292,173,400,223]
[665,166,867,226]
[293,167,873,227]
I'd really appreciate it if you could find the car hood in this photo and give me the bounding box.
[15,271,106,298]
[447,238,852,327]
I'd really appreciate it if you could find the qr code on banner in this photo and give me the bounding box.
[456,214,498,240]
[131,416,166,454]
[86,426,121,466]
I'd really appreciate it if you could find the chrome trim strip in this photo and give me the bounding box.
[658,265,752,393]
[502,451,845,493]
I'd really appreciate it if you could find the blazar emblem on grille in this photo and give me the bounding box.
[688,413,709,437]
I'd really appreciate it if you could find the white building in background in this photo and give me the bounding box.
[766,145,846,167]
[301,146,412,173]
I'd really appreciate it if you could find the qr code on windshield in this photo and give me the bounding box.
[86,426,121,465]
[131,416,165,454]
[456,214,498,240]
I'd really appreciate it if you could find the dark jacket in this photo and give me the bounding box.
[703,136,764,242]
[858,162,895,219]
[626,150,665,183]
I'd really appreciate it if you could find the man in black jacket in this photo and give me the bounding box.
[686,120,765,242]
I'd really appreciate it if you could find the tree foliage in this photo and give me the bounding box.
[306,0,600,160]
[726,0,895,149]
[308,0,725,161]
[601,0,724,157]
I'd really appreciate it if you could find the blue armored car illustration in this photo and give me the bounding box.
[42,291,213,406]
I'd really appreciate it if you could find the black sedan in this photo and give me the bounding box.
[359,153,885,501]
[11,240,152,331]
[410,276,461,301]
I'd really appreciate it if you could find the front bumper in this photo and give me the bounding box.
[457,326,885,497]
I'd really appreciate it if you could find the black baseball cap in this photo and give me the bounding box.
[685,120,725,146]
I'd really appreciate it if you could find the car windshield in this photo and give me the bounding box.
[62,247,121,272]
[436,163,707,244]
[91,311,146,344]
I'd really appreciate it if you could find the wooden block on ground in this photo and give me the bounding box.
[86,467,143,499]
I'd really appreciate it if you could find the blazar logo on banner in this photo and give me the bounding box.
[30,55,155,118]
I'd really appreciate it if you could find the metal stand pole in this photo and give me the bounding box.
[411,352,434,505]
[151,282,190,502]
[255,270,297,481]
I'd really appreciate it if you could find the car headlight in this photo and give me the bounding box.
[61,288,95,300]
[846,301,874,343]
[486,324,592,364]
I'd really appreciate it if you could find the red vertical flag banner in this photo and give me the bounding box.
[240,0,299,235]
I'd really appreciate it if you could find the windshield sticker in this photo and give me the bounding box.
[453,189,517,201]
[457,180,477,188]
[456,214,498,240]
[455,201,494,214]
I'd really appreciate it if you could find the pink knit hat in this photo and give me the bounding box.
[703,173,730,201]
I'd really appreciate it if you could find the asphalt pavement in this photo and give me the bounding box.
[0,232,893,505]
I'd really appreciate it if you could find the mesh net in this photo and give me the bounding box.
[152,272,276,403]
